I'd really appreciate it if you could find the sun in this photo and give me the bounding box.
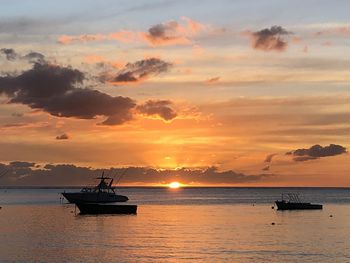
[168,182,181,189]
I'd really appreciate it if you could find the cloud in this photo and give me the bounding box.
[315,27,350,37]
[1,48,46,64]
[264,153,277,163]
[243,26,291,51]
[141,17,203,46]
[0,48,18,60]
[58,31,138,45]
[9,161,35,168]
[0,162,271,186]
[137,100,177,121]
[56,133,69,140]
[22,52,46,64]
[262,153,277,171]
[262,165,270,171]
[0,62,84,97]
[0,49,179,125]
[205,76,220,85]
[58,17,205,47]
[0,60,136,125]
[110,58,172,84]
[291,156,318,162]
[58,34,106,44]
[286,144,347,161]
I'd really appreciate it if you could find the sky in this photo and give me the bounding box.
[1,0,350,186]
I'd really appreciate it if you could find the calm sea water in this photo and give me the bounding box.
[1,187,350,262]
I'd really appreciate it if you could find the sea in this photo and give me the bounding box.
[1,187,350,263]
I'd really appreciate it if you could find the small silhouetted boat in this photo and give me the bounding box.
[62,172,129,203]
[275,193,323,210]
[76,203,137,215]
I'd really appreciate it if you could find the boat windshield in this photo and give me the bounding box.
[81,187,94,193]
[80,177,115,194]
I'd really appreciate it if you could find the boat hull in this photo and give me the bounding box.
[62,192,129,203]
[76,203,137,215]
[275,201,323,210]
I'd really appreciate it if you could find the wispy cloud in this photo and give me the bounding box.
[58,31,139,45]
[58,17,206,47]
[204,76,220,85]
[313,25,350,37]
[108,58,172,84]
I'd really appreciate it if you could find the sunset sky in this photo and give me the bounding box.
[1,0,350,186]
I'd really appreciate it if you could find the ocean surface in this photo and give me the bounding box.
[1,187,350,262]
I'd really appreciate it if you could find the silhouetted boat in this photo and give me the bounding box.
[76,203,137,215]
[62,172,128,203]
[275,193,323,210]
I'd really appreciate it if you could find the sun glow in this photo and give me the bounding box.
[168,181,181,189]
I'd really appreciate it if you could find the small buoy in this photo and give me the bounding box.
[271,222,275,225]
[329,215,333,217]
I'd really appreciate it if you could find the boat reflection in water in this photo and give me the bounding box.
[76,203,137,215]
[275,193,323,210]
[62,172,129,204]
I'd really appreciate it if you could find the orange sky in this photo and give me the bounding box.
[1,1,350,186]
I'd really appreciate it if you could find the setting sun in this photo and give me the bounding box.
[168,182,181,189]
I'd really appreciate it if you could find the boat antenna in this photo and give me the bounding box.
[0,169,8,178]
[115,168,128,185]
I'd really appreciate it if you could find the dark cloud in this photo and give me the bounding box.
[292,156,318,162]
[0,62,84,97]
[0,48,18,60]
[0,48,45,63]
[112,58,172,83]
[0,61,136,125]
[56,133,69,140]
[0,162,270,186]
[1,49,179,125]
[144,21,181,45]
[9,161,36,168]
[287,144,347,161]
[113,72,137,82]
[250,26,291,51]
[22,52,46,64]
[136,100,177,121]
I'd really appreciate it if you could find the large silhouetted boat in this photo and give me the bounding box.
[275,193,323,210]
[62,172,129,203]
